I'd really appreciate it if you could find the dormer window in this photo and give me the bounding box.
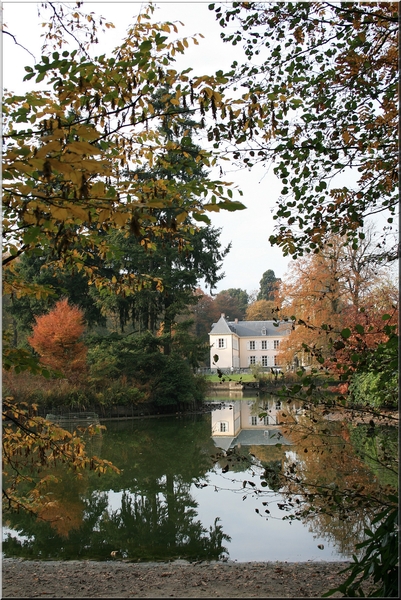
[261,327,266,335]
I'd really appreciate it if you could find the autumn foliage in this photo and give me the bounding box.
[28,299,87,379]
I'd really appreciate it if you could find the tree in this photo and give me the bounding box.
[189,288,220,341]
[27,298,87,380]
[245,299,278,321]
[2,399,119,516]
[257,270,281,302]
[3,2,245,310]
[84,98,231,350]
[206,4,399,593]
[277,244,346,368]
[275,233,396,369]
[212,291,245,321]
[2,2,246,518]
[3,252,106,349]
[208,2,398,261]
[219,288,249,315]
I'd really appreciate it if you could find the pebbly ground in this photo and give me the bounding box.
[1,558,373,598]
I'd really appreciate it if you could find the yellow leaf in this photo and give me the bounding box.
[91,181,106,196]
[47,159,75,176]
[28,159,45,170]
[68,141,102,155]
[112,211,130,227]
[176,212,187,224]
[145,199,165,208]
[97,209,111,222]
[73,125,99,141]
[68,170,81,185]
[18,185,34,195]
[203,203,221,212]
[50,206,70,220]
[342,130,351,144]
[35,140,63,158]
[9,161,36,174]
[69,205,88,221]
[81,159,107,174]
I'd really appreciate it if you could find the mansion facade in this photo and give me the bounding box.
[209,314,291,371]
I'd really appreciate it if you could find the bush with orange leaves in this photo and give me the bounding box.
[28,298,87,381]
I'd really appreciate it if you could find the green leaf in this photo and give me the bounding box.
[139,40,152,52]
[217,200,247,211]
[192,213,210,224]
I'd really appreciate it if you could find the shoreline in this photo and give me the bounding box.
[2,558,374,598]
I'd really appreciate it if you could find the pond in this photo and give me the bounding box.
[3,395,398,564]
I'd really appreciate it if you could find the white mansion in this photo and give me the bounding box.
[209,314,291,371]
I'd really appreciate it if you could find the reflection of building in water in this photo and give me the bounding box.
[211,399,295,451]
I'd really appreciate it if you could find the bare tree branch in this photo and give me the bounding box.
[3,29,36,61]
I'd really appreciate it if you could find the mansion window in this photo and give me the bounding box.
[219,421,229,433]
[261,340,268,350]
[250,416,258,426]
[274,355,279,366]
[249,356,256,365]
[218,338,226,348]
[274,340,280,349]
[249,340,256,350]
[261,356,268,367]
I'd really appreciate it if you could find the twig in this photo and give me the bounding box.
[3,30,36,61]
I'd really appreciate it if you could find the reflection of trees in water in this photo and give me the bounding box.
[3,479,229,561]
[306,505,371,556]
[277,409,397,558]
[209,401,397,559]
[3,415,229,561]
[100,488,229,561]
[349,424,398,489]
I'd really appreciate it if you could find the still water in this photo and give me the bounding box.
[3,396,397,563]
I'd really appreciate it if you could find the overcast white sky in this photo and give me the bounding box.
[2,1,291,294]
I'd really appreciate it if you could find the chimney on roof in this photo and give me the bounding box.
[221,313,225,318]
[235,318,238,324]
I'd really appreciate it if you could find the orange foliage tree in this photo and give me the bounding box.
[28,298,87,380]
[245,299,278,321]
[276,235,396,370]
[277,243,347,368]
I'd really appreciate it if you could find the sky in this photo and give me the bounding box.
[2,2,290,295]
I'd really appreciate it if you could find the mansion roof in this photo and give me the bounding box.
[209,315,291,338]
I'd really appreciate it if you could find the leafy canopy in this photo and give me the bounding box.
[208,1,398,260]
[3,3,245,301]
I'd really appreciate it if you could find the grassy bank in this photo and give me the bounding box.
[205,373,256,383]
